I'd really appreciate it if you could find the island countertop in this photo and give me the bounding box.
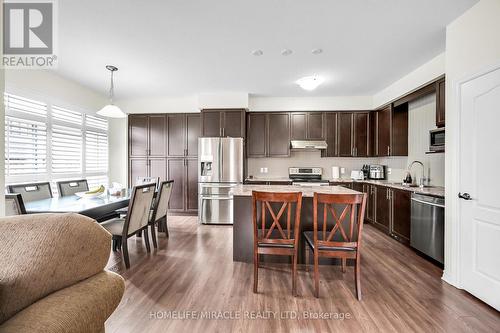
[230,184,360,197]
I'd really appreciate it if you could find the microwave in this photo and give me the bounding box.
[429,128,445,151]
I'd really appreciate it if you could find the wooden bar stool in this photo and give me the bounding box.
[252,191,303,296]
[304,192,367,300]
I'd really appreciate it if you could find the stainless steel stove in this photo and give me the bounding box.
[289,167,329,186]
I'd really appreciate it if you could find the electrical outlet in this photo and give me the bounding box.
[387,168,392,175]
[263,167,268,173]
[340,167,345,175]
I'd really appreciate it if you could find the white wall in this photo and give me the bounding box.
[373,53,445,108]
[444,0,500,286]
[249,96,373,111]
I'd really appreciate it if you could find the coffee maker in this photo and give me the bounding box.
[368,164,386,180]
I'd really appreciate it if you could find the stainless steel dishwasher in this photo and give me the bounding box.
[410,193,445,264]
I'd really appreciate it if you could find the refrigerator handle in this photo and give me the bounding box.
[218,139,222,181]
[220,139,224,180]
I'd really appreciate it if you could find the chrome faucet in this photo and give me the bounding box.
[408,160,426,187]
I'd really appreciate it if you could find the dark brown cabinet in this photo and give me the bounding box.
[129,113,200,214]
[322,113,338,157]
[390,189,411,243]
[364,184,376,223]
[167,114,200,157]
[129,115,167,157]
[201,109,245,137]
[374,186,391,233]
[353,113,369,157]
[330,182,353,189]
[436,78,445,127]
[290,112,324,140]
[247,112,290,158]
[376,104,408,157]
[338,113,353,157]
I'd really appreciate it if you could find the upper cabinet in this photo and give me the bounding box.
[322,113,337,157]
[201,109,245,137]
[376,104,408,157]
[247,112,290,158]
[167,113,201,157]
[436,78,446,127]
[129,114,167,158]
[353,112,370,157]
[290,112,325,140]
[337,113,353,157]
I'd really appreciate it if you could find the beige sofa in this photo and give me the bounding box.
[0,213,125,333]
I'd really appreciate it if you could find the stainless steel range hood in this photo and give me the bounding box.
[290,140,328,150]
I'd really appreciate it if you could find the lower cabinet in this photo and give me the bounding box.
[167,158,198,214]
[374,186,391,233]
[390,188,411,243]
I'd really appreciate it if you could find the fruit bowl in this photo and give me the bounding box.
[75,191,104,198]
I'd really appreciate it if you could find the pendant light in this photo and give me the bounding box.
[97,65,126,118]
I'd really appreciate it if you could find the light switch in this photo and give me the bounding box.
[340,168,345,175]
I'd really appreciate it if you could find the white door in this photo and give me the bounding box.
[459,64,500,311]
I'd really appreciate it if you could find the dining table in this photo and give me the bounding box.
[24,191,131,222]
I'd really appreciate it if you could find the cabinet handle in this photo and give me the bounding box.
[222,128,225,137]
[387,146,391,156]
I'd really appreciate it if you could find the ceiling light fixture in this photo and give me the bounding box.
[281,48,292,56]
[312,48,323,55]
[97,65,126,118]
[296,76,325,91]
[251,49,263,56]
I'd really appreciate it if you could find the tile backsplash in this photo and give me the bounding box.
[247,93,445,186]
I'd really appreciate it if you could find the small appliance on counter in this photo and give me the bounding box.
[361,164,370,179]
[429,128,445,152]
[331,166,340,180]
[368,164,386,180]
[289,167,329,186]
[350,170,364,180]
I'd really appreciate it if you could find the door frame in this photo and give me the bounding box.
[445,60,500,289]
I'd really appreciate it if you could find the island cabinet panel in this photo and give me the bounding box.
[436,78,446,127]
[290,113,307,140]
[338,113,353,157]
[390,189,411,243]
[129,115,149,157]
[247,113,267,157]
[321,112,337,157]
[377,106,392,157]
[201,109,245,137]
[374,186,391,232]
[353,113,369,157]
[267,113,291,157]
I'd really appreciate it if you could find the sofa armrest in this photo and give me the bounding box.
[0,271,124,333]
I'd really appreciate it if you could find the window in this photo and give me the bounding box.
[4,93,109,192]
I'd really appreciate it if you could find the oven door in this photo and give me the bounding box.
[198,183,236,224]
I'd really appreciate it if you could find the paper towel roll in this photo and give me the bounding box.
[331,166,340,180]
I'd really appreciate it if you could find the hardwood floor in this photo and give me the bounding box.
[105,216,500,333]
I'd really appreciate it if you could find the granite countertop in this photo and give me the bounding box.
[329,178,445,198]
[231,184,359,197]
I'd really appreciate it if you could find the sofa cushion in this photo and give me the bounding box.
[0,213,112,324]
[0,271,124,333]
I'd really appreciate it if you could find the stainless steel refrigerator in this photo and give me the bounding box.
[198,137,244,224]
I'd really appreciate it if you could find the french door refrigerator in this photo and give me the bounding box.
[198,137,243,224]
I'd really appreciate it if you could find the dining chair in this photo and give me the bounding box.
[304,192,367,300]
[101,183,156,269]
[56,179,89,197]
[149,180,174,248]
[7,182,53,203]
[252,191,303,296]
[5,194,27,216]
[135,176,160,189]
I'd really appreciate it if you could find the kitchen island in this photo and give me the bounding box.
[231,184,362,264]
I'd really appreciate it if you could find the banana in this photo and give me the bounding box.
[85,185,105,195]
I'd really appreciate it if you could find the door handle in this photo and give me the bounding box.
[458,192,472,200]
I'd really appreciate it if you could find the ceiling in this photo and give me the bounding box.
[55,0,477,99]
